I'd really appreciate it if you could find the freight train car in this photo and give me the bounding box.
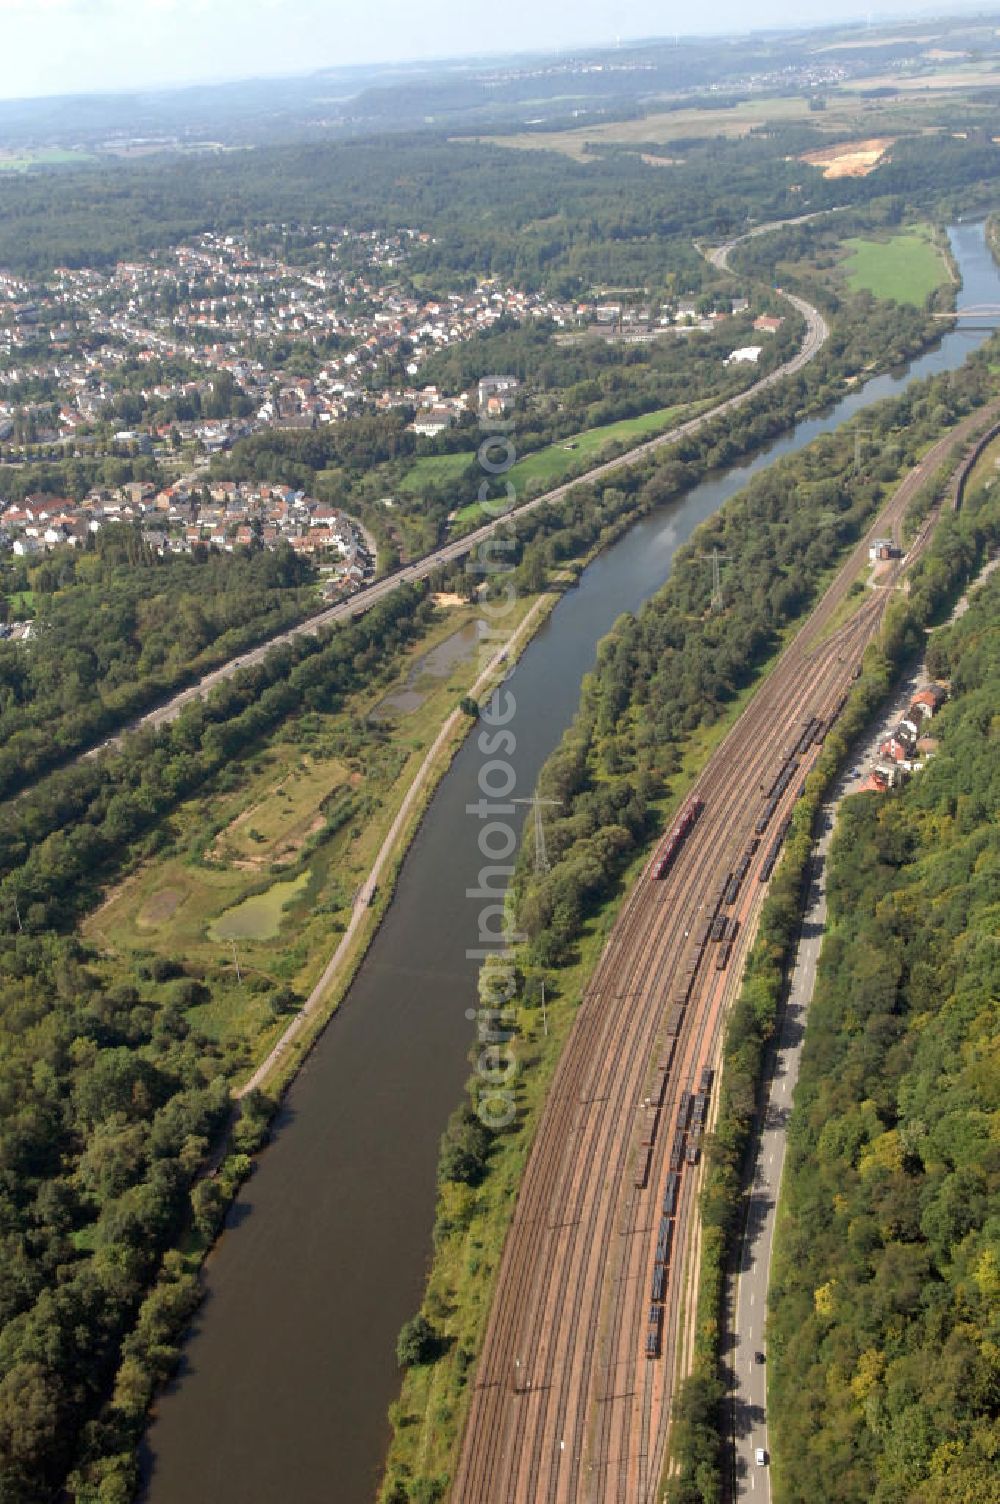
[662,1170,680,1218]
[759,816,792,882]
[652,796,705,879]
[716,919,740,970]
[634,1145,652,1189]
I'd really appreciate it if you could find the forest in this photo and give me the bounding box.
[767,569,1000,1504]
[0,534,316,800]
[378,344,1000,1501]
[1,127,999,285]
[0,579,447,1502]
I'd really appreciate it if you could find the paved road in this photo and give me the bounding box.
[72,255,825,761]
[728,813,832,1498]
[725,545,990,1493]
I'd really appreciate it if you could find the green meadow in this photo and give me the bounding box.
[841,225,950,305]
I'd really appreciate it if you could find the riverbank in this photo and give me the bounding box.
[672,420,1000,1504]
[234,585,560,1102]
[139,222,1000,1504]
[379,367,1000,1502]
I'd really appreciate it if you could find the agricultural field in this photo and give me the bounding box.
[0,146,93,171]
[397,451,474,494]
[473,90,944,163]
[840,224,951,304]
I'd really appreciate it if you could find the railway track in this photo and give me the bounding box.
[450,396,1000,1502]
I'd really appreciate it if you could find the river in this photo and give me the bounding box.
[140,222,1000,1504]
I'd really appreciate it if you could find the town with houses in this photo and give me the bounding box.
[0,225,564,450]
[0,220,778,574]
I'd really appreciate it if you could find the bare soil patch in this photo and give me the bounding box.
[800,137,894,178]
[138,887,186,927]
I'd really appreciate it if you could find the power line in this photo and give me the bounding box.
[512,795,562,874]
[698,547,731,611]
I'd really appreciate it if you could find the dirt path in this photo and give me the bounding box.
[235,593,550,1099]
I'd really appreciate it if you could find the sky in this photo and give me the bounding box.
[0,0,976,101]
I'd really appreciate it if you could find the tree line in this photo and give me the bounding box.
[377,328,1000,1502]
[665,422,1000,1504]
[0,534,315,801]
[767,562,1000,1504]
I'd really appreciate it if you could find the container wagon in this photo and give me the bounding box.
[662,1170,680,1218]
[652,796,705,880]
[716,919,740,970]
[664,1003,685,1037]
[634,1145,652,1189]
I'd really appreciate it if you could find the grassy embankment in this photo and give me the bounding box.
[378,356,1000,1500]
[400,401,698,531]
[664,451,1000,1504]
[83,595,547,1072]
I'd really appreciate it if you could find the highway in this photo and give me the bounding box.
[448,382,1000,1502]
[76,242,826,758]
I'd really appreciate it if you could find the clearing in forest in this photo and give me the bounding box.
[841,225,950,304]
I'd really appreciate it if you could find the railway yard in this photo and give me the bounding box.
[450,397,1000,1503]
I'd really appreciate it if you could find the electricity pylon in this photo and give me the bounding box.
[512,796,562,874]
[854,424,874,474]
[699,547,731,611]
